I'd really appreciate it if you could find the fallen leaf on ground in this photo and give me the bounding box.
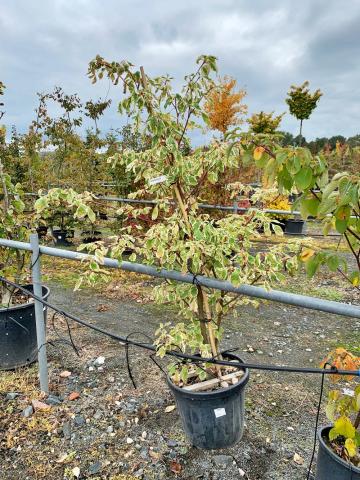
[68,392,80,401]
[60,370,72,378]
[31,399,51,411]
[97,304,110,312]
[56,451,76,464]
[170,460,182,474]
[293,452,304,465]
[165,405,176,413]
[149,450,162,461]
[72,466,80,478]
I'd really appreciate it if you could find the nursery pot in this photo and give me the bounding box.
[81,231,102,243]
[36,225,48,238]
[167,353,249,449]
[52,229,73,246]
[0,285,50,370]
[270,220,286,233]
[284,219,305,235]
[315,425,360,479]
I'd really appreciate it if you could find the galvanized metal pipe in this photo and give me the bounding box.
[30,234,49,393]
[1,238,359,319]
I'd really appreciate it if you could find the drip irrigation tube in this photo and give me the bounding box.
[1,276,359,378]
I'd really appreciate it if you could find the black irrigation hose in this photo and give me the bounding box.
[1,275,359,378]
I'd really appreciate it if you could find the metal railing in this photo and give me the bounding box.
[1,235,360,392]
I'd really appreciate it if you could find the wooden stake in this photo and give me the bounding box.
[183,370,244,392]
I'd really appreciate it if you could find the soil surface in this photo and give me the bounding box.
[1,271,359,480]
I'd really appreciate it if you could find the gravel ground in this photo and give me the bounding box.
[1,272,359,480]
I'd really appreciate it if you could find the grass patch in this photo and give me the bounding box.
[0,364,39,397]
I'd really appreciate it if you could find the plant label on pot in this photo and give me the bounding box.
[214,407,226,418]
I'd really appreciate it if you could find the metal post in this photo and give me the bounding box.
[30,233,49,394]
[233,200,238,215]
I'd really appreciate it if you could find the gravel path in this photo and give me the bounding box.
[1,277,359,480]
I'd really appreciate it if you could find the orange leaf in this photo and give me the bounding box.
[253,146,265,161]
[170,460,182,475]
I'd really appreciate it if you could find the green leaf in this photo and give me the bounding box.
[305,256,320,277]
[326,255,339,272]
[300,198,319,219]
[294,167,313,190]
[335,218,348,234]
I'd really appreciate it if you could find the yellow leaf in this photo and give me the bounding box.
[345,438,357,457]
[300,248,315,262]
[329,416,355,441]
[352,275,360,287]
[253,146,265,161]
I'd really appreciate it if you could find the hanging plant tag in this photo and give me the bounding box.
[149,175,167,185]
[214,407,226,418]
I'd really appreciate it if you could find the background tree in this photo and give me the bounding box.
[248,111,284,134]
[205,76,247,138]
[285,81,322,145]
[83,98,111,132]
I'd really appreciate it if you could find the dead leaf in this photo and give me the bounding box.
[60,370,72,378]
[293,452,304,465]
[170,460,182,474]
[149,450,162,462]
[68,392,80,401]
[72,466,80,478]
[56,451,76,464]
[31,399,51,411]
[165,405,176,413]
[97,304,110,312]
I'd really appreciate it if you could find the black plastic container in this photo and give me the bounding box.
[315,426,360,479]
[0,285,50,370]
[270,220,286,233]
[52,229,73,246]
[81,231,102,244]
[167,353,249,449]
[36,225,48,238]
[284,219,305,235]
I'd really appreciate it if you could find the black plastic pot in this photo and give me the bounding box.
[315,426,360,479]
[167,353,249,449]
[81,231,102,244]
[284,219,305,235]
[36,225,48,238]
[52,229,73,246]
[0,285,50,370]
[270,220,286,233]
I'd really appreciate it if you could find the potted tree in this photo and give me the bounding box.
[34,188,96,246]
[232,120,360,473]
[0,159,51,369]
[0,86,51,370]
[315,348,360,479]
[84,54,300,448]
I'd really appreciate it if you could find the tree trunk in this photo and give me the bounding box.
[299,119,303,146]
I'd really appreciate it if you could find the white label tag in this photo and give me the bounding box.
[149,175,167,185]
[342,388,354,397]
[214,408,226,418]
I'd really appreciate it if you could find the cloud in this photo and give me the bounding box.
[1,0,360,140]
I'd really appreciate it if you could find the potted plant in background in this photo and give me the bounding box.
[315,348,360,479]
[84,54,300,449]
[0,86,50,370]
[34,188,96,246]
[0,159,50,369]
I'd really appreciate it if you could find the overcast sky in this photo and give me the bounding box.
[1,0,360,142]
